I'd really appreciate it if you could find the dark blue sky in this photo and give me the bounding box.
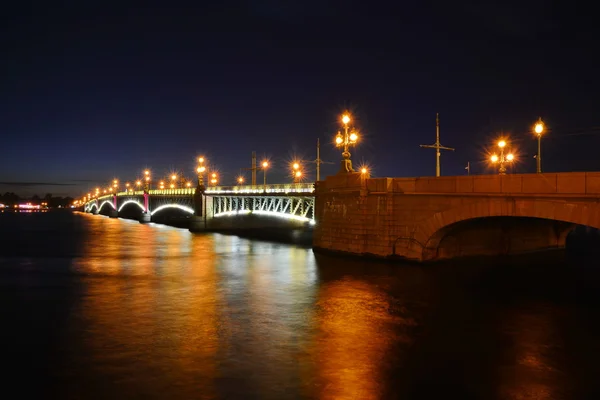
[2,1,599,197]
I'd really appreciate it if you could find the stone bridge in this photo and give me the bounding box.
[313,172,600,262]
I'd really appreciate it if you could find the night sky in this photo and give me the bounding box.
[2,1,599,197]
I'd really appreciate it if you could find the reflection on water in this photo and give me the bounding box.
[0,211,599,399]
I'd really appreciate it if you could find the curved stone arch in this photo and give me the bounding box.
[418,197,600,261]
[98,200,115,212]
[150,204,194,216]
[118,199,145,213]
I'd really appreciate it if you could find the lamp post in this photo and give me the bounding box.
[292,162,302,183]
[170,174,177,188]
[335,113,359,173]
[210,173,218,186]
[534,118,545,173]
[144,170,151,192]
[262,161,269,191]
[490,140,515,175]
[197,157,206,188]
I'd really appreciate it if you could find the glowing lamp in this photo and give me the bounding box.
[491,154,499,163]
[534,122,544,135]
[498,140,506,148]
[506,153,514,161]
[342,114,350,125]
[349,132,358,142]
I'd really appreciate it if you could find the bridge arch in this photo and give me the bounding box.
[98,200,115,212]
[118,199,145,213]
[419,198,600,261]
[150,204,194,216]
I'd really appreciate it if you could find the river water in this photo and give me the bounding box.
[1,211,599,399]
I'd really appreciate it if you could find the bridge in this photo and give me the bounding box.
[81,170,600,262]
[83,183,316,231]
[314,171,600,262]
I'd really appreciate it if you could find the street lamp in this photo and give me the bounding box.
[262,161,269,191]
[291,161,302,183]
[335,113,359,173]
[237,176,245,185]
[490,139,515,175]
[533,117,545,173]
[210,173,218,186]
[196,157,206,188]
[170,174,177,188]
[143,170,151,191]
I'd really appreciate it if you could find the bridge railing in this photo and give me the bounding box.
[148,188,196,195]
[206,183,314,194]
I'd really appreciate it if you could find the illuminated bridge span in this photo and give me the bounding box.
[83,171,600,262]
[83,183,315,231]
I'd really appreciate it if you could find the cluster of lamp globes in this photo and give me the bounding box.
[196,157,219,186]
[335,114,359,147]
[489,118,546,172]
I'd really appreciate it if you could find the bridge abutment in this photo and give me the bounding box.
[139,213,151,223]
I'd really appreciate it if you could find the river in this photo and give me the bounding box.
[1,210,599,399]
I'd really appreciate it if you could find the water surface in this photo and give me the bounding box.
[1,211,599,399]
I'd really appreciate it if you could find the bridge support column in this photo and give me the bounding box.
[189,184,209,232]
[139,192,151,223]
[189,215,206,231]
[107,208,118,218]
[92,209,99,215]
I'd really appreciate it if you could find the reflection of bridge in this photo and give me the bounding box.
[83,172,600,262]
[84,183,315,231]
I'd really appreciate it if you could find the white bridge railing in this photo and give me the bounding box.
[206,183,314,194]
